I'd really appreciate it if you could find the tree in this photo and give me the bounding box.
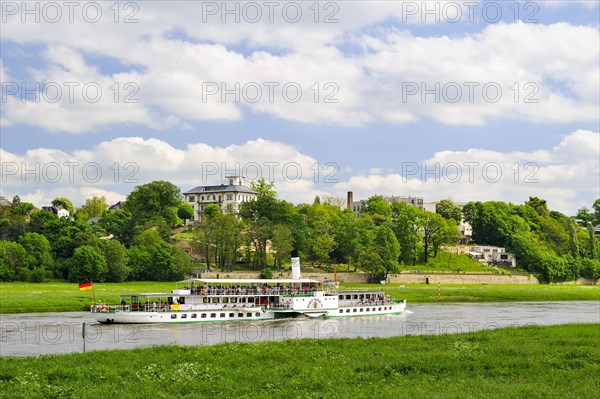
[125,181,182,228]
[350,217,377,271]
[76,196,108,220]
[204,203,221,220]
[102,240,130,282]
[525,196,549,217]
[177,203,194,222]
[362,196,391,226]
[128,230,191,280]
[391,202,423,266]
[99,210,137,247]
[271,224,293,269]
[421,212,447,262]
[68,245,108,282]
[373,225,400,280]
[0,241,31,281]
[18,232,53,271]
[250,178,276,198]
[436,199,462,223]
[576,207,594,227]
[9,196,36,220]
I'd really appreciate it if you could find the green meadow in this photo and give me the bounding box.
[0,324,598,398]
[0,282,598,314]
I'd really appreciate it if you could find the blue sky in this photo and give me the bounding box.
[1,1,599,214]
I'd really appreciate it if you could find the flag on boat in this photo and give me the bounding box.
[79,282,93,290]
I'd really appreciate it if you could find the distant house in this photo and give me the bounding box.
[183,176,258,224]
[469,246,516,267]
[594,225,600,236]
[0,196,11,207]
[41,206,70,218]
[347,192,425,216]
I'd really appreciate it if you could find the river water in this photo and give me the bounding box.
[1,301,598,357]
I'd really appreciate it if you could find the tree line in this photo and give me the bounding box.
[0,180,598,283]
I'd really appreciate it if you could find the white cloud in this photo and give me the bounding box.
[332,130,600,215]
[1,5,598,132]
[1,130,598,214]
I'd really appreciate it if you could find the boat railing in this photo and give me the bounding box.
[188,288,323,296]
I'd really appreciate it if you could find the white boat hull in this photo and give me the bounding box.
[93,300,406,324]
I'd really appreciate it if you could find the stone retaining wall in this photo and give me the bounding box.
[195,271,598,285]
[388,273,539,285]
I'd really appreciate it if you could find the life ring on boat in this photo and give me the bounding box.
[101,305,108,312]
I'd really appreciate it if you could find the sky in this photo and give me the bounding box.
[1,0,599,215]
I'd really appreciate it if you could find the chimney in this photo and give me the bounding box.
[291,250,301,279]
[347,191,353,210]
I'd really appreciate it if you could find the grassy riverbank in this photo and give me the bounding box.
[0,324,598,398]
[0,281,598,314]
[346,283,600,303]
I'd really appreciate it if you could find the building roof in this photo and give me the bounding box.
[108,201,125,211]
[183,184,258,195]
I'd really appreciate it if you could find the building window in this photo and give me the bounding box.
[226,194,233,201]
[188,196,195,202]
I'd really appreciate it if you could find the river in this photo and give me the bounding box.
[1,301,598,357]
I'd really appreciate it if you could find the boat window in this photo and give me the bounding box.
[181,314,187,319]
[360,308,364,312]
[201,313,207,318]
[247,297,254,303]
[222,298,229,303]
[229,313,235,317]
[212,298,219,303]
[210,313,216,318]
[220,313,226,318]
[255,313,260,317]
[171,314,177,319]
[353,309,357,313]
[339,309,343,313]
[230,297,237,303]
[365,308,369,312]
[378,307,382,311]
[353,295,358,300]
[346,309,350,313]
[240,298,246,303]
[238,313,243,317]
[247,313,252,317]
[191,314,197,319]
